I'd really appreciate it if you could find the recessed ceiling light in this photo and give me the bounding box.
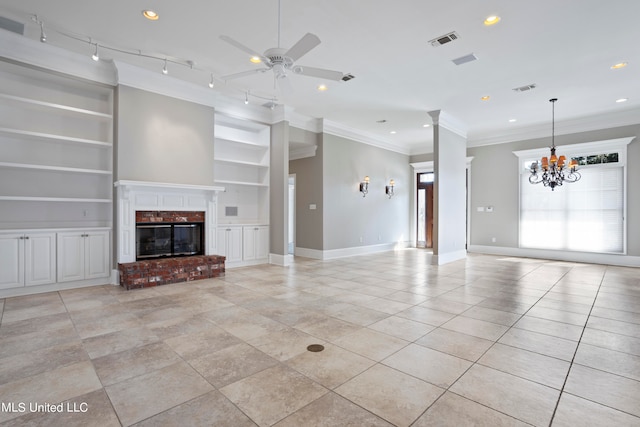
[610,62,628,70]
[317,84,328,91]
[616,98,628,103]
[142,10,159,20]
[423,124,430,128]
[509,119,517,122]
[390,131,397,134]
[484,15,501,26]
[481,95,490,101]
[250,56,262,64]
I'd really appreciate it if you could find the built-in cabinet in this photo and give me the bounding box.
[216,226,243,264]
[0,231,56,289]
[215,225,269,266]
[57,230,110,283]
[243,225,269,261]
[214,114,270,266]
[0,229,110,293]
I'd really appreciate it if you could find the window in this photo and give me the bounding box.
[514,137,632,254]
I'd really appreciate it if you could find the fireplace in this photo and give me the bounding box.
[135,210,205,261]
[136,223,204,260]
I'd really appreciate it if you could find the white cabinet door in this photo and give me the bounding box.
[243,227,257,261]
[243,226,269,261]
[57,230,110,283]
[57,232,85,283]
[226,227,243,263]
[0,233,24,289]
[216,227,243,263]
[85,231,110,280]
[24,232,56,286]
[255,226,269,260]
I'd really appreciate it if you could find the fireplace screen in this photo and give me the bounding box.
[136,223,203,260]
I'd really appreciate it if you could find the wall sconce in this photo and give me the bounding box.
[385,179,395,198]
[359,176,370,197]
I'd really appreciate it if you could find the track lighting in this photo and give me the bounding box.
[39,20,46,43]
[208,74,215,88]
[91,44,99,61]
[162,59,168,75]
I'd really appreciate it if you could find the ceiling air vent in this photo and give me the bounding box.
[512,84,537,92]
[452,53,478,66]
[341,73,355,82]
[429,31,460,47]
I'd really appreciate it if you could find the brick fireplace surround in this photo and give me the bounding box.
[118,255,225,290]
[114,181,226,290]
[118,210,224,290]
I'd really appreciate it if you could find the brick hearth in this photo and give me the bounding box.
[118,255,225,290]
[136,210,205,223]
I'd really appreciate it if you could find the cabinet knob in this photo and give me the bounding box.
[226,228,231,231]
[254,227,259,231]
[19,236,24,240]
[24,236,29,240]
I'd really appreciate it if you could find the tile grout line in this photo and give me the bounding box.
[547,266,607,426]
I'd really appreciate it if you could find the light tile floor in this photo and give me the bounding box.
[1,250,639,426]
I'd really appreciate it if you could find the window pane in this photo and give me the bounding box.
[520,166,623,253]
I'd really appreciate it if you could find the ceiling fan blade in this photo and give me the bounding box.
[284,33,321,61]
[220,35,266,60]
[293,65,344,81]
[221,69,268,81]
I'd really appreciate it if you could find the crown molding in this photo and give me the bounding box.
[469,107,640,148]
[0,29,117,85]
[322,119,410,155]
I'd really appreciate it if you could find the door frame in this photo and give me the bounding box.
[410,158,474,251]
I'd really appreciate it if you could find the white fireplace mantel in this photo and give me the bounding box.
[114,180,225,263]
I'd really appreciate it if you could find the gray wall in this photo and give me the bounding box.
[289,129,324,251]
[115,85,215,185]
[468,123,640,256]
[322,133,411,251]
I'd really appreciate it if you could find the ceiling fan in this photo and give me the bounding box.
[219,0,352,91]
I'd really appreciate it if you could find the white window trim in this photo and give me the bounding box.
[513,137,634,255]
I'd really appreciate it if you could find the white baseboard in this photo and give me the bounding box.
[294,242,411,261]
[432,250,467,265]
[0,277,113,298]
[468,245,640,267]
[269,253,293,267]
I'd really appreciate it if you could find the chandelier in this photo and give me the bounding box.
[529,98,581,190]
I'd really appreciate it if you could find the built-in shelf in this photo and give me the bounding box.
[214,158,268,168]
[0,58,114,235]
[0,196,112,203]
[215,179,269,187]
[0,162,112,175]
[0,127,112,147]
[0,93,113,119]
[215,136,268,149]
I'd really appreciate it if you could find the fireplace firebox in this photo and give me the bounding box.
[136,222,204,260]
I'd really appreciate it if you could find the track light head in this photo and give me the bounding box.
[244,91,249,104]
[162,59,168,75]
[91,44,99,61]
[39,21,47,43]
[208,74,215,88]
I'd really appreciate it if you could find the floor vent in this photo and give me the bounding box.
[429,31,460,47]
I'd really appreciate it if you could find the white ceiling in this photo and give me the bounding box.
[1,1,639,154]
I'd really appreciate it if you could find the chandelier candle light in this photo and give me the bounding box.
[529,98,581,190]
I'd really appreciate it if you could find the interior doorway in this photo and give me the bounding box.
[416,172,434,248]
